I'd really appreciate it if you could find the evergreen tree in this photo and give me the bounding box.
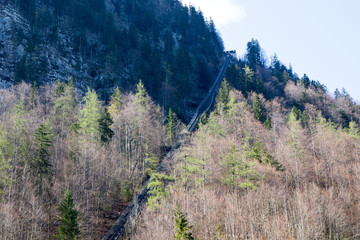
[57,189,81,240]
[98,108,114,144]
[282,70,292,83]
[166,108,176,145]
[78,87,101,140]
[174,205,194,240]
[243,65,255,93]
[33,122,53,180]
[223,143,260,191]
[264,116,272,130]
[253,94,265,122]
[215,79,230,113]
[53,78,77,134]
[147,173,175,210]
[108,86,122,118]
[245,38,265,69]
[135,80,149,108]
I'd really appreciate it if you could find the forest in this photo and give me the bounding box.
[3,0,224,119]
[1,0,360,239]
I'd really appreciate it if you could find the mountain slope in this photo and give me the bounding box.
[1,0,224,117]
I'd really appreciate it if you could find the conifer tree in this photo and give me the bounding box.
[147,173,175,210]
[215,79,230,113]
[135,80,148,108]
[57,189,81,240]
[223,143,260,191]
[174,205,194,240]
[166,108,176,145]
[264,116,272,130]
[108,86,122,118]
[33,122,53,180]
[253,94,265,122]
[98,108,114,144]
[78,87,101,140]
[243,65,255,93]
[53,78,77,134]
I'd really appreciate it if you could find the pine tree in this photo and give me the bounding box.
[174,205,194,240]
[253,94,265,122]
[135,80,149,108]
[57,189,81,240]
[78,87,101,140]
[166,108,176,145]
[223,143,260,191]
[53,78,77,134]
[264,116,272,130]
[108,86,122,118]
[98,108,114,144]
[147,173,175,210]
[215,79,230,113]
[243,65,255,93]
[33,122,53,180]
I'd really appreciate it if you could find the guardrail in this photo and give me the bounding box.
[102,55,231,240]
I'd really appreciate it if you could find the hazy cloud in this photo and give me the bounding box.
[180,0,246,26]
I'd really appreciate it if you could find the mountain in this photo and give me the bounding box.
[1,0,224,118]
[132,40,360,239]
[1,1,360,239]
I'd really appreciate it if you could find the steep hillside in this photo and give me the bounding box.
[133,41,360,240]
[1,0,224,117]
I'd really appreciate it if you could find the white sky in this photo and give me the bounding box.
[180,0,247,26]
[180,0,360,101]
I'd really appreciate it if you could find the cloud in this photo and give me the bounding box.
[180,0,246,26]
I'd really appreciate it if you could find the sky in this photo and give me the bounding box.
[180,0,360,101]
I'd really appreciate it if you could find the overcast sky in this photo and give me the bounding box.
[180,0,360,101]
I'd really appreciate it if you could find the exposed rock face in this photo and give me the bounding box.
[0,5,30,84]
[0,0,224,118]
[0,4,107,91]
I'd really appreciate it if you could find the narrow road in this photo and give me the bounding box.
[102,55,232,240]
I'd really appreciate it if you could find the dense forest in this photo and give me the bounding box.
[1,0,360,239]
[1,0,224,118]
[133,41,360,239]
[0,79,185,238]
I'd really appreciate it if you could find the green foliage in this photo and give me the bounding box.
[108,87,122,118]
[98,108,114,144]
[348,121,360,137]
[147,173,175,210]
[135,80,149,108]
[248,138,283,171]
[78,87,101,140]
[207,112,224,137]
[166,108,176,145]
[264,116,272,130]
[145,153,159,177]
[253,94,265,122]
[33,121,53,179]
[223,143,261,191]
[215,79,230,113]
[57,189,81,240]
[53,78,77,132]
[174,205,194,240]
[0,128,13,196]
[246,38,265,69]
